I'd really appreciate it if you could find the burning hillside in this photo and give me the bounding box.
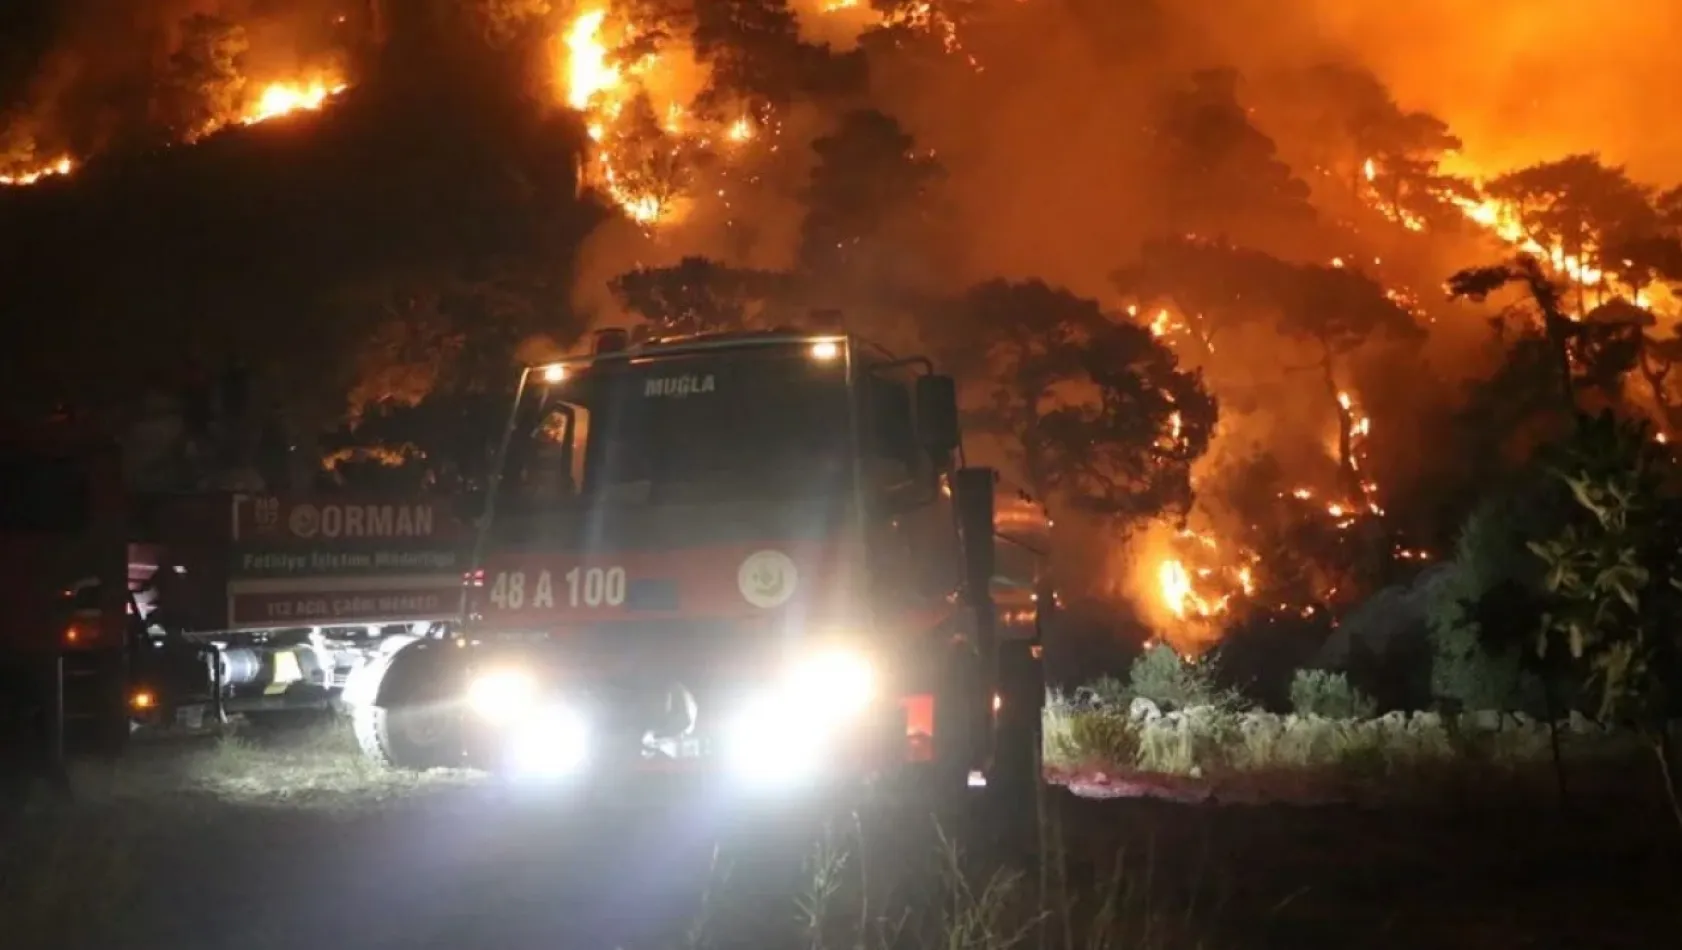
[3,0,1681,658]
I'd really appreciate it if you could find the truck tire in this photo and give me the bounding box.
[352,703,455,771]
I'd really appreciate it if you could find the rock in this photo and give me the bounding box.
[1567,710,1600,735]
[1408,711,1442,732]
[1379,711,1407,730]
[1129,697,1162,722]
[1509,711,1533,730]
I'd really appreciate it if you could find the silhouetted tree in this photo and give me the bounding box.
[1272,63,1472,227]
[1273,261,1424,492]
[1145,69,1315,246]
[797,108,945,290]
[1451,253,1642,411]
[932,279,1216,526]
[1485,155,1660,313]
[609,256,791,335]
[691,0,864,118]
[1111,236,1291,358]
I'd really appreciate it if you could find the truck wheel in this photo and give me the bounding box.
[352,703,456,771]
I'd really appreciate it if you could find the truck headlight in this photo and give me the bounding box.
[723,648,877,787]
[784,648,875,717]
[505,704,589,778]
[466,668,538,723]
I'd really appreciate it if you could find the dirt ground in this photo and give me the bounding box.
[3,726,1679,950]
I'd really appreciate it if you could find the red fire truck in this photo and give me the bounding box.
[341,327,1054,800]
[0,421,131,788]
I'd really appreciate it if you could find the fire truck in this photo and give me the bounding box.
[120,491,471,734]
[0,421,131,789]
[340,327,1054,798]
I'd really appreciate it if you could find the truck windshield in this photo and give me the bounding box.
[0,448,91,534]
[503,344,853,505]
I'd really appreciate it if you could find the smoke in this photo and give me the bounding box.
[1181,0,1682,181]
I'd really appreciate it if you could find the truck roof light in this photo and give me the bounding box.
[541,363,566,383]
[810,340,840,361]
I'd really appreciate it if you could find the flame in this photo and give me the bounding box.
[1123,522,1260,652]
[0,156,73,187]
[564,10,620,111]
[1360,153,1618,289]
[241,79,348,126]
[4,70,347,186]
[550,1,978,225]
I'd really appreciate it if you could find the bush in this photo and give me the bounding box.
[1289,670,1377,719]
[1128,642,1239,711]
[1057,708,1141,769]
[1424,488,1551,715]
[1078,674,1132,709]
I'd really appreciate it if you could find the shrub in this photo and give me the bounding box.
[1289,670,1377,719]
[1127,642,1239,711]
[1423,488,1552,715]
[1055,708,1141,769]
[1079,674,1132,709]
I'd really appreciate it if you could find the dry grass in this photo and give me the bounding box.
[681,804,1216,950]
[50,715,480,812]
[1044,690,1639,793]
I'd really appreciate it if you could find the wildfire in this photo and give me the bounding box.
[1123,520,1260,652]
[0,156,73,187]
[4,74,347,187]
[564,10,620,111]
[240,80,348,126]
[553,2,976,226]
[1361,153,1633,295]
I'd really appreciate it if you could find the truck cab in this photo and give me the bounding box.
[348,328,1052,797]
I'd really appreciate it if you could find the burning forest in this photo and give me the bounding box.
[4,0,1682,665]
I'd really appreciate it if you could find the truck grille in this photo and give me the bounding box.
[520,620,783,742]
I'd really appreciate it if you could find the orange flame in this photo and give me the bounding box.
[241,79,348,126]
[0,156,73,187]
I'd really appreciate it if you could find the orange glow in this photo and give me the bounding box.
[563,10,620,111]
[241,79,348,126]
[0,156,72,187]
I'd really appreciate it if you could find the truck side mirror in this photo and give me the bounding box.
[914,374,959,459]
[951,466,996,604]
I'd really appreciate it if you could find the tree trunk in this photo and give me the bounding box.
[1520,259,1579,417]
[1319,346,1361,501]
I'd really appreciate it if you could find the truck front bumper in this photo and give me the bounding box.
[461,686,899,793]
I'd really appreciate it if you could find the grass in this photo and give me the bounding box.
[2,708,1677,948]
[679,803,1216,950]
[1043,689,1644,799]
[19,714,481,814]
